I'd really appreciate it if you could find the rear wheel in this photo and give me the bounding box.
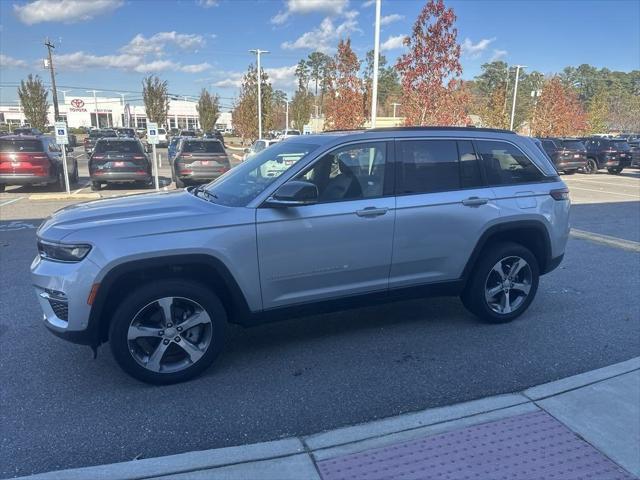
[0,184,5,192]
[584,158,598,174]
[90,181,102,191]
[71,162,79,185]
[55,170,67,192]
[462,242,539,323]
[175,176,186,188]
[109,279,227,384]
[563,170,576,175]
[607,167,623,175]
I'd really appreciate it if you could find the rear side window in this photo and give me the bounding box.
[476,140,545,185]
[397,139,484,194]
[182,141,225,154]
[0,139,43,152]
[560,140,586,150]
[542,140,557,151]
[94,141,144,154]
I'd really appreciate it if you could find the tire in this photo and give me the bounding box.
[90,181,102,191]
[175,176,186,188]
[0,184,5,192]
[461,242,539,324]
[109,279,227,384]
[607,167,623,175]
[71,162,79,185]
[584,158,598,174]
[563,170,576,175]
[55,170,67,192]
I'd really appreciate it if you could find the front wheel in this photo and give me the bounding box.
[584,158,598,174]
[607,167,623,175]
[109,280,227,384]
[462,242,539,324]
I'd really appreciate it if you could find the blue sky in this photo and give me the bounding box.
[1,0,638,110]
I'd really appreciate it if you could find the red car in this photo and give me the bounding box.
[0,135,78,192]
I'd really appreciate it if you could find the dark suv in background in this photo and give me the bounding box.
[0,135,78,192]
[583,137,632,174]
[171,138,230,188]
[539,138,587,174]
[84,129,118,154]
[89,137,152,191]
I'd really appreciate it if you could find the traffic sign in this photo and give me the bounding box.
[55,121,68,145]
[147,122,159,145]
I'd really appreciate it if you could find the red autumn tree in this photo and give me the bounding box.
[531,77,588,137]
[395,0,469,126]
[324,38,365,130]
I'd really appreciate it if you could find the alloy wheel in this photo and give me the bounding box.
[484,256,532,315]
[127,296,213,374]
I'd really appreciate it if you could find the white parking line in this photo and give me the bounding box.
[571,228,640,253]
[72,183,91,194]
[568,177,640,187]
[0,197,25,207]
[568,186,639,198]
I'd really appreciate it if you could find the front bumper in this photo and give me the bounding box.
[31,254,102,345]
[0,173,56,185]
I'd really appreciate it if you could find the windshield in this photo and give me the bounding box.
[94,140,144,154]
[560,140,586,150]
[182,140,225,154]
[204,141,319,207]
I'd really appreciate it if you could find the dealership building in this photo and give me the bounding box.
[0,95,232,131]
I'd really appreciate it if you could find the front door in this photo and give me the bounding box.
[256,141,395,309]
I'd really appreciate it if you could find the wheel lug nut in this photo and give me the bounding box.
[177,326,182,332]
[163,339,170,345]
[175,336,181,342]
[167,323,173,328]
[158,330,164,336]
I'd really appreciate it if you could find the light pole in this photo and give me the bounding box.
[509,65,526,131]
[370,0,381,128]
[285,99,289,131]
[87,90,101,128]
[117,93,127,127]
[59,89,71,104]
[391,102,401,118]
[249,49,269,139]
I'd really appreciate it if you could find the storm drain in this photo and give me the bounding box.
[317,410,636,480]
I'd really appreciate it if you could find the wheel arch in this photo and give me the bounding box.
[462,220,553,285]
[89,254,252,346]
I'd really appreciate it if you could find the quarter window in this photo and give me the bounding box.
[296,142,387,202]
[476,140,545,185]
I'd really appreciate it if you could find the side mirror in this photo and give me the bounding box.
[265,180,318,208]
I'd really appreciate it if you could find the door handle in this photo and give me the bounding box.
[356,207,388,217]
[462,197,489,207]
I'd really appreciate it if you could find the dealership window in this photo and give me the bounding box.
[136,118,147,128]
[58,115,68,123]
[187,118,197,129]
[169,118,177,129]
[177,117,187,129]
[91,113,113,128]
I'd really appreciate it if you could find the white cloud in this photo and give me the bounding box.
[461,37,495,58]
[380,34,407,51]
[213,65,298,91]
[361,0,375,7]
[180,62,212,73]
[197,0,218,7]
[0,54,28,68]
[490,49,508,61]
[379,13,403,26]
[281,16,359,53]
[214,72,244,89]
[271,0,349,24]
[122,31,206,55]
[13,0,122,25]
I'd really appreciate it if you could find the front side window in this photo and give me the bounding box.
[295,142,387,202]
[476,140,545,185]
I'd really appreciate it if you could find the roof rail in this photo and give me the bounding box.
[367,126,516,134]
[321,128,365,133]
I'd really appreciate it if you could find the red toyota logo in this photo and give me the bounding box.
[71,99,84,108]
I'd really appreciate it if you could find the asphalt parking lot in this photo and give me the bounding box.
[0,167,638,477]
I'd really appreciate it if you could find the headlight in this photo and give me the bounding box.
[37,240,91,263]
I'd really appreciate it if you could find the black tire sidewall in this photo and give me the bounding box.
[463,242,540,324]
[109,279,227,384]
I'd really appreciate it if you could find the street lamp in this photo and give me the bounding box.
[86,90,101,128]
[509,65,527,131]
[370,0,382,128]
[249,49,269,139]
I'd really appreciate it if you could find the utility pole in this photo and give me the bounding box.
[391,102,401,118]
[87,90,101,128]
[370,0,381,128]
[509,65,526,131]
[249,49,269,139]
[44,38,60,121]
[285,100,289,131]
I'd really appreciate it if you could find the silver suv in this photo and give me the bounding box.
[31,127,570,384]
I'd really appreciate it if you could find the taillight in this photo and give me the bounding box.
[91,155,105,160]
[550,188,570,201]
[133,155,145,160]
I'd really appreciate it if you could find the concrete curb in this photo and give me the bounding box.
[14,357,640,480]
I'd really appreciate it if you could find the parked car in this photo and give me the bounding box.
[629,140,640,167]
[32,127,569,384]
[538,138,587,175]
[277,129,301,140]
[179,129,197,137]
[13,127,42,136]
[243,138,278,161]
[88,137,152,191]
[0,135,78,192]
[203,130,225,146]
[171,138,230,188]
[157,128,168,148]
[136,128,147,138]
[84,129,117,154]
[116,128,136,138]
[583,137,632,174]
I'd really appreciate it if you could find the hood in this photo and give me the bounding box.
[37,189,242,242]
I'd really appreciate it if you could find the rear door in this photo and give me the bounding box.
[389,139,499,288]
